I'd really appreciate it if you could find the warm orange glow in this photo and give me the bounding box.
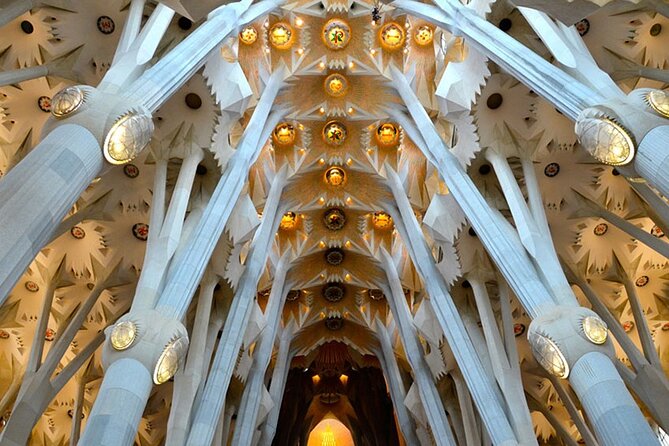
[307,418,354,446]
[239,26,258,45]
[270,22,294,49]
[379,22,405,50]
[324,73,348,97]
[273,123,296,146]
[414,25,434,46]
[322,121,347,145]
[312,374,321,385]
[339,374,348,385]
[325,167,346,186]
[372,211,393,230]
[376,123,399,147]
[280,212,298,230]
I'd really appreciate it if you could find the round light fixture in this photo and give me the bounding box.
[239,26,258,45]
[372,211,393,230]
[325,317,344,331]
[280,211,298,230]
[153,337,188,384]
[379,22,405,50]
[103,112,154,165]
[51,86,85,118]
[376,123,399,147]
[325,166,346,186]
[110,321,137,351]
[647,90,669,118]
[528,332,569,378]
[414,25,434,46]
[325,248,345,265]
[324,73,348,97]
[273,123,296,146]
[575,117,635,166]
[322,19,351,50]
[322,121,347,146]
[269,22,294,50]
[582,316,608,345]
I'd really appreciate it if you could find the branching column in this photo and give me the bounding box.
[231,276,292,445]
[0,0,281,305]
[388,65,658,446]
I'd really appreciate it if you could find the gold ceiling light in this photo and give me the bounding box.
[153,337,188,384]
[239,26,258,45]
[324,73,348,97]
[269,22,294,50]
[280,211,298,230]
[379,22,405,51]
[322,121,347,146]
[372,211,393,230]
[376,123,400,147]
[273,122,296,146]
[325,166,346,186]
[322,19,351,50]
[323,208,346,231]
[414,25,434,46]
[103,112,154,165]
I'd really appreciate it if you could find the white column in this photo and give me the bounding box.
[570,352,659,446]
[0,124,102,304]
[79,358,154,446]
[379,250,459,446]
[185,191,291,446]
[0,0,32,28]
[374,321,421,446]
[258,328,294,446]
[231,279,291,445]
[635,126,669,199]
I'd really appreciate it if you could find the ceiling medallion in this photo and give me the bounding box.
[280,211,298,230]
[376,123,400,147]
[239,26,258,45]
[323,208,346,231]
[543,162,560,177]
[325,248,345,266]
[651,225,665,238]
[414,25,434,46]
[593,222,608,236]
[0,329,9,339]
[322,121,347,146]
[132,223,149,241]
[575,18,590,36]
[123,164,140,178]
[322,283,345,302]
[372,211,393,230]
[70,226,86,239]
[273,122,296,146]
[44,328,56,342]
[623,320,635,332]
[379,22,405,51]
[635,275,649,287]
[319,392,341,404]
[286,289,301,301]
[24,280,39,292]
[51,86,85,118]
[97,16,115,34]
[324,73,348,97]
[513,323,526,337]
[325,316,344,331]
[324,166,346,187]
[37,96,51,113]
[368,289,385,300]
[269,22,294,50]
[322,19,351,50]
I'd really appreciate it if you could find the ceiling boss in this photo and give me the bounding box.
[322,19,351,50]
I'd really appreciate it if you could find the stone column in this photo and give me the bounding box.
[379,250,459,446]
[635,126,669,198]
[78,359,154,446]
[0,124,102,304]
[0,0,32,28]
[257,328,294,446]
[231,279,291,446]
[528,307,659,446]
[374,321,421,446]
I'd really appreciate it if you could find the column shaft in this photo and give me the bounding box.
[569,352,658,446]
[79,358,153,446]
[258,331,293,446]
[635,126,669,199]
[0,124,102,304]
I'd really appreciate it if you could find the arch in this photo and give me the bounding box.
[307,414,355,446]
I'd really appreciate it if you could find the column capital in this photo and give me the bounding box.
[42,85,153,165]
[102,309,189,385]
[528,306,613,380]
